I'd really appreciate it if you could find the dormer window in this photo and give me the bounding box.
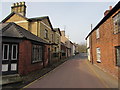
[96,28,100,39]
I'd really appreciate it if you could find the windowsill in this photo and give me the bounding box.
[96,60,101,63]
[113,32,120,35]
[96,38,100,40]
[32,60,43,64]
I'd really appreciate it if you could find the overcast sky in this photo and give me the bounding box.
[1,1,118,44]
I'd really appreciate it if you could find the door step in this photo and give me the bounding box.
[1,74,23,85]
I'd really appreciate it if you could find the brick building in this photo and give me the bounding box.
[2,2,61,64]
[86,1,120,78]
[1,22,49,76]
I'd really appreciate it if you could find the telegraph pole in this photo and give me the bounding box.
[90,24,93,64]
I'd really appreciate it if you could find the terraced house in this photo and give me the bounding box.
[2,2,61,65]
[60,31,72,58]
[51,28,62,62]
[86,1,120,78]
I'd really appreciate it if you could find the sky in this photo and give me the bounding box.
[1,1,118,44]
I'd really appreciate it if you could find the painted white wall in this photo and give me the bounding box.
[73,44,75,55]
[87,48,91,61]
[86,36,90,48]
[86,36,91,61]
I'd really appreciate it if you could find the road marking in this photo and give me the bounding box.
[86,61,109,88]
[23,60,67,88]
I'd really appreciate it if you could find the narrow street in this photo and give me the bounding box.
[24,53,118,88]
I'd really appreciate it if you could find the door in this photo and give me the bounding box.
[2,43,18,75]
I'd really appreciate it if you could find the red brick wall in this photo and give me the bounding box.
[90,9,120,78]
[19,40,48,75]
[43,45,49,67]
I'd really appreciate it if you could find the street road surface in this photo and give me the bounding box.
[24,53,118,88]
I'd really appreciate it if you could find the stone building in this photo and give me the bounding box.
[2,2,61,64]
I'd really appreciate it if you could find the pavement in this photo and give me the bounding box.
[23,53,118,88]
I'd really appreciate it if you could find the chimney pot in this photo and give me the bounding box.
[11,1,26,16]
[18,2,20,5]
[17,2,19,6]
[20,2,22,5]
[109,6,112,10]
[22,2,25,5]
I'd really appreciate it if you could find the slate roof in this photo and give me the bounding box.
[85,1,120,40]
[1,22,48,44]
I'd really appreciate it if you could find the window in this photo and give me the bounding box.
[96,48,101,63]
[57,37,59,44]
[51,34,54,42]
[32,45,43,63]
[113,12,120,34]
[55,47,57,52]
[2,44,9,60]
[96,28,100,39]
[116,47,120,66]
[11,44,18,60]
[44,29,48,39]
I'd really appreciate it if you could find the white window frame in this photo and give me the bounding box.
[96,47,101,63]
[3,44,9,60]
[11,44,18,60]
[113,12,120,34]
[96,28,100,39]
[116,47,120,66]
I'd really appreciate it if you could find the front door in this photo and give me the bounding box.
[2,43,18,75]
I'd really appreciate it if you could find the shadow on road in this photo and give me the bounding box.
[69,53,88,60]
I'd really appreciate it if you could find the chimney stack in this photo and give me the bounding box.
[11,2,26,17]
[104,6,112,16]
[109,6,112,10]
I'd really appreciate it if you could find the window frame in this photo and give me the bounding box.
[96,28,100,39]
[113,12,120,34]
[32,44,43,63]
[96,47,101,63]
[115,46,120,66]
[2,44,9,60]
[11,44,18,60]
[51,34,54,42]
[44,29,48,39]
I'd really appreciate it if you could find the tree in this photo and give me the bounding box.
[77,43,87,53]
